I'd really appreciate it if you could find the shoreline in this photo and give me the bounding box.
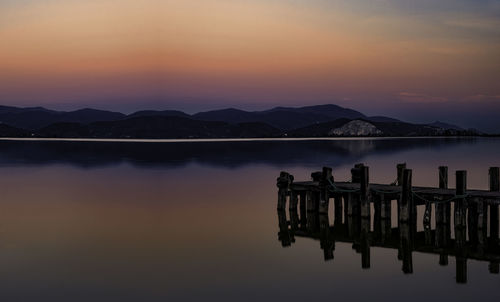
[0,136,488,143]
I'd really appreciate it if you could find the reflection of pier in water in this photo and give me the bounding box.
[276,164,500,283]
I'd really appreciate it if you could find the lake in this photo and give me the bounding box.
[0,137,499,302]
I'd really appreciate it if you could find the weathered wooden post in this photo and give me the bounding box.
[290,208,300,231]
[360,166,370,218]
[289,190,299,211]
[277,171,293,210]
[455,170,467,229]
[306,191,314,212]
[348,164,363,217]
[489,167,499,274]
[299,191,307,229]
[352,163,364,183]
[310,171,322,211]
[334,194,343,226]
[319,167,333,214]
[360,166,371,268]
[399,169,413,223]
[489,167,499,245]
[455,170,467,283]
[306,211,319,233]
[397,163,407,186]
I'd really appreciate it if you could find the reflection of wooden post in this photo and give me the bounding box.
[400,222,413,274]
[434,168,449,263]
[334,194,343,226]
[489,167,499,245]
[455,170,467,284]
[360,166,370,218]
[456,258,467,284]
[489,167,499,274]
[319,214,334,261]
[361,216,370,269]
[435,168,447,250]
[399,169,412,223]
[277,210,293,247]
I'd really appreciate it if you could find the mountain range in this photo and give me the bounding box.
[0,104,480,139]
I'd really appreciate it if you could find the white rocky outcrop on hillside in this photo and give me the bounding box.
[329,120,383,136]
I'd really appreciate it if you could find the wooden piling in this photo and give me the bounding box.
[277,171,293,210]
[489,167,499,246]
[397,163,407,186]
[399,169,413,223]
[360,166,370,218]
[277,210,293,247]
[318,167,332,214]
[455,170,467,228]
[289,190,299,210]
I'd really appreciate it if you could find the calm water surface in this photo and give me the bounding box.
[0,138,499,301]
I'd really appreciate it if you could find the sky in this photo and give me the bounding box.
[0,0,499,131]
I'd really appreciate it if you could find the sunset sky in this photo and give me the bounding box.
[1,0,499,131]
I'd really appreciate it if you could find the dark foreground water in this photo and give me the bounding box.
[0,137,499,302]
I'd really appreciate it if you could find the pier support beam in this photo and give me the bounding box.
[455,170,467,283]
[489,167,499,274]
[360,166,370,218]
[399,169,413,223]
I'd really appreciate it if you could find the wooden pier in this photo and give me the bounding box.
[276,164,500,283]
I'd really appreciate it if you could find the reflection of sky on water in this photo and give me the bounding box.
[0,138,498,301]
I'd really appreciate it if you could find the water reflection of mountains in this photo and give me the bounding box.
[0,138,477,168]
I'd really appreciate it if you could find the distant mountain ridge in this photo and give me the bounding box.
[0,104,475,138]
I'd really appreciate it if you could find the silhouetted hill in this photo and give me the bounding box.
[38,116,282,139]
[0,123,31,137]
[428,121,463,131]
[0,106,125,129]
[127,110,190,119]
[0,104,477,138]
[289,119,479,137]
[193,104,366,129]
[367,116,401,123]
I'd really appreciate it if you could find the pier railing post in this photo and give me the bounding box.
[277,171,293,210]
[319,167,333,214]
[360,166,370,218]
[399,169,412,223]
[397,163,406,186]
[489,167,499,274]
